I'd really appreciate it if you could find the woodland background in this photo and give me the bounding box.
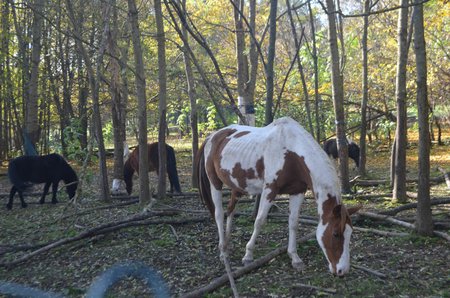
[0,0,450,296]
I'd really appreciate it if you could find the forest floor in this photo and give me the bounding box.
[0,135,449,297]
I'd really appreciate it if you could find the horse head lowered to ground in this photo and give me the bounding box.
[196,117,359,276]
[7,153,78,210]
[323,137,360,167]
[117,142,181,195]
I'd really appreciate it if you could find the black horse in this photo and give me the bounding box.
[323,138,360,167]
[7,153,78,210]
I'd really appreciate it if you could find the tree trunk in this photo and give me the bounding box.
[264,0,277,126]
[359,0,370,176]
[392,0,409,203]
[25,0,46,147]
[413,1,433,236]
[127,0,150,206]
[325,0,350,193]
[155,0,168,199]
[180,0,199,188]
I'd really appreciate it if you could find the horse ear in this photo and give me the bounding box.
[347,205,362,216]
[332,204,343,217]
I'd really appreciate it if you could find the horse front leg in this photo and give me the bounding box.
[40,182,51,204]
[288,193,305,270]
[51,181,60,204]
[6,186,18,210]
[18,190,27,209]
[242,189,273,265]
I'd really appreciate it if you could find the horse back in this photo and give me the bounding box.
[8,153,69,189]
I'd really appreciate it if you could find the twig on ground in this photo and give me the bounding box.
[292,283,337,294]
[353,226,409,237]
[352,264,386,278]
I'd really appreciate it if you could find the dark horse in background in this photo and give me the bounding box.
[7,153,78,210]
[123,142,181,195]
[323,137,360,167]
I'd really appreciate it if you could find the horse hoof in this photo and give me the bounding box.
[292,260,305,271]
[242,259,253,266]
[39,200,45,204]
[21,203,28,208]
[6,204,12,210]
[51,200,58,204]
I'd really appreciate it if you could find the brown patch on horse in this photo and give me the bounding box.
[234,131,250,138]
[205,129,237,190]
[227,190,244,214]
[321,194,352,271]
[266,150,312,201]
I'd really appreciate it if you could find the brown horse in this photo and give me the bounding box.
[121,142,181,195]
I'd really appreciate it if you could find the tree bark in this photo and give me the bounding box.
[325,0,350,193]
[127,0,150,206]
[392,0,409,203]
[413,1,433,236]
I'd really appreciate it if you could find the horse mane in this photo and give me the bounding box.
[195,140,215,216]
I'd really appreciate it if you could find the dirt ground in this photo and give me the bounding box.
[0,141,449,297]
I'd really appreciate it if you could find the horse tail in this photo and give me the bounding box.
[195,140,214,217]
[123,158,135,195]
[7,158,29,191]
[166,145,181,193]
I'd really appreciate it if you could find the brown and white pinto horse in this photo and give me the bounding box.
[196,117,358,276]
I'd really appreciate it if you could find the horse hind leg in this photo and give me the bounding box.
[288,193,305,271]
[242,189,273,265]
[51,181,60,204]
[211,188,228,260]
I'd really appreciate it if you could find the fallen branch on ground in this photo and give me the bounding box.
[379,197,450,216]
[180,232,316,298]
[359,211,450,242]
[0,211,208,268]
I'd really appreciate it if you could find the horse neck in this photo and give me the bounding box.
[63,164,78,184]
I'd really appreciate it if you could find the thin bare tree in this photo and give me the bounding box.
[413,0,433,236]
[127,0,150,206]
[392,0,409,203]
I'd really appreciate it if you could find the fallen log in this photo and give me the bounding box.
[181,232,316,298]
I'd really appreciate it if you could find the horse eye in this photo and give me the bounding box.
[333,231,339,238]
